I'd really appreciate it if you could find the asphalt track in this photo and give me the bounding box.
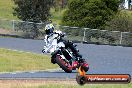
[0,37,132,79]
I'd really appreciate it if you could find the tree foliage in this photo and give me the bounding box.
[13,0,53,22]
[106,11,132,32]
[62,0,119,29]
[53,0,68,11]
[13,0,53,38]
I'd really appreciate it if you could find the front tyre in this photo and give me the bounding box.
[79,59,89,72]
[55,54,72,73]
[82,62,89,72]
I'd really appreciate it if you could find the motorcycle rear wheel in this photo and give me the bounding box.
[55,54,72,73]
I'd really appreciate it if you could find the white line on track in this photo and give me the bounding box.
[0,48,43,55]
[0,68,62,75]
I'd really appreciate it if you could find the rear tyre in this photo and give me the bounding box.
[76,75,86,85]
[55,55,72,73]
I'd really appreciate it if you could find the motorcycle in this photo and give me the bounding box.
[42,31,89,73]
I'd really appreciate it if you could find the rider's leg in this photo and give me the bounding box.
[65,41,82,58]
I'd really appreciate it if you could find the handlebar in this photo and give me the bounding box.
[54,32,65,38]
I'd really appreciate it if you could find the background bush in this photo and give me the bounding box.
[106,10,132,32]
[62,0,119,29]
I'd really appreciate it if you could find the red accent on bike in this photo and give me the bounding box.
[57,55,72,70]
[82,63,89,68]
[72,61,78,69]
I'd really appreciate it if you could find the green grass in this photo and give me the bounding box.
[0,19,13,30]
[0,0,18,20]
[50,8,66,24]
[0,48,58,72]
[0,0,18,30]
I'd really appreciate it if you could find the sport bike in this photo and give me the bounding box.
[42,31,89,73]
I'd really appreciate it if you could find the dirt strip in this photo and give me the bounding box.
[0,79,77,88]
[0,29,11,34]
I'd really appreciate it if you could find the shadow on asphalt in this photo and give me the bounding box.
[49,71,77,73]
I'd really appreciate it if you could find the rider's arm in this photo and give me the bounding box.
[45,35,49,46]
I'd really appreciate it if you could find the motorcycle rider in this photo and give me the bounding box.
[44,20,54,46]
[43,20,57,53]
[43,20,83,61]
